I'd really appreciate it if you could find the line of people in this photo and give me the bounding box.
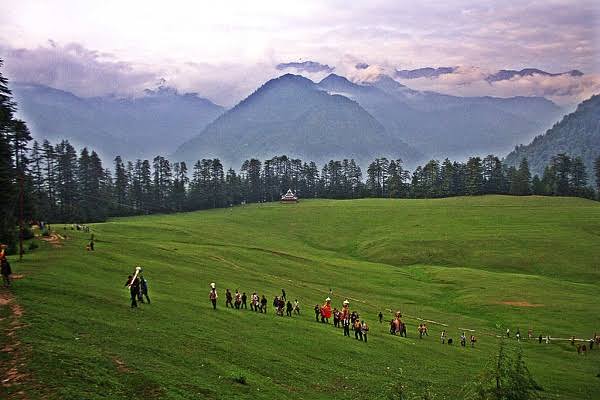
[210,284,300,317]
[314,298,369,342]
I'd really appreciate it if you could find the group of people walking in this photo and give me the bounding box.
[210,284,301,317]
[209,285,371,342]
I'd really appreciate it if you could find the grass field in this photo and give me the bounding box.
[1,195,600,399]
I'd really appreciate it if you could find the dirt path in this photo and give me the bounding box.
[0,289,29,399]
[40,233,64,248]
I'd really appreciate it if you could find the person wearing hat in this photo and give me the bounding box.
[209,283,218,310]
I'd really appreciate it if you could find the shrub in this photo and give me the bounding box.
[28,241,39,251]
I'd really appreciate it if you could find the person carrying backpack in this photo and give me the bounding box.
[361,321,369,342]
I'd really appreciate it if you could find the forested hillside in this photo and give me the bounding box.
[505,95,600,184]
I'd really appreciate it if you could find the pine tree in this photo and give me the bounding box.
[466,157,483,195]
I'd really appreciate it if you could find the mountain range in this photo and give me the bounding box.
[172,74,417,167]
[504,94,600,183]
[11,83,224,161]
[11,72,570,169]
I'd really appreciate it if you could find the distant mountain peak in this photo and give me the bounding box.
[486,68,584,83]
[395,67,457,79]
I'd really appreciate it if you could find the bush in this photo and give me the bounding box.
[28,241,39,251]
[21,225,35,240]
[41,228,50,237]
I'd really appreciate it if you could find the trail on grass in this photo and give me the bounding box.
[0,289,29,399]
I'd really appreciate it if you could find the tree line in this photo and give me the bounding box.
[2,59,600,253]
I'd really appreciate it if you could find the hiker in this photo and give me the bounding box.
[260,295,267,313]
[545,335,550,344]
[354,319,363,341]
[209,283,218,310]
[577,344,582,354]
[390,319,396,335]
[378,311,383,323]
[470,335,476,347]
[293,299,300,315]
[589,339,594,351]
[314,304,321,322]
[278,298,285,316]
[460,332,467,347]
[448,338,453,345]
[1,258,12,288]
[538,334,543,344]
[321,298,332,323]
[582,344,587,356]
[333,308,340,328]
[419,324,424,339]
[234,290,242,309]
[273,296,279,311]
[361,321,369,343]
[225,289,233,308]
[250,292,256,311]
[528,328,533,340]
[139,275,150,303]
[441,330,446,344]
[516,330,521,342]
[281,288,287,301]
[89,239,94,251]
[286,300,293,317]
[343,316,351,337]
[241,292,247,309]
[125,274,140,308]
[571,336,576,345]
[506,328,510,338]
[423,324,429,336]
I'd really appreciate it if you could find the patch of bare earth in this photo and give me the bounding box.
[41,233,64,248]
[497,300,544,307]
[0,290,29,399]
[112,357,132,374]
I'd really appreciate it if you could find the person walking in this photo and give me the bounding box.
[139,275,150,304]
[281,288,287,301]
[293,299,300,315]
[441,330,446,344]
[225,289,233,308]
[314,304,320,322]
[361,321,369,343]
[260,295,267,313]
[470,335,476,347]
[209,283,218,310]
[241,292,248,309]
[378,311,383,323]
[286,300,293,317]
[460,332,467,347]
[343,317,351,337]
[234,290,242,309]
[354,319,363,341]
[1,258,12,288]
[125,274,140,308]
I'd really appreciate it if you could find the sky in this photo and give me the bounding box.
[0,0,599,106]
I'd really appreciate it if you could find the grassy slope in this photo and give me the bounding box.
[3,195,600,399]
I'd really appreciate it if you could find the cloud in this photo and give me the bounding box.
[394,65,600,106]
[0,41,157,97]
[276,60,334,73]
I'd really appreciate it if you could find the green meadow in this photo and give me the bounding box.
[2,195,600,399]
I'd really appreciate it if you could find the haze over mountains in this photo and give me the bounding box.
[11,82,224,160]
[11,70,572,168]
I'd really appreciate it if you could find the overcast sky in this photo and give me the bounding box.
[1,0,598,106]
